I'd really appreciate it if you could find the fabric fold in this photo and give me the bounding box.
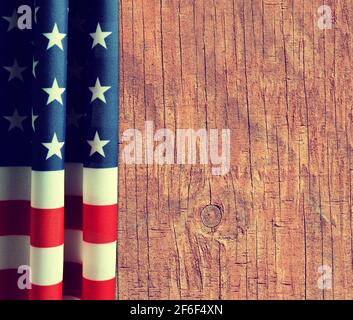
[0,0,119,300]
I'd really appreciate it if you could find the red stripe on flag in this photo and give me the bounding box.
[63,261,82,299]
[0,201,30,236]
[82,278,116,300]
[30,208,64,247]
[30,282,63,300]
[64,196,83,299]
[0,269,29,300]
[65,195,83,230]
[83,204,117,244]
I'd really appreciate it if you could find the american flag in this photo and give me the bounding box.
[0,0,118,300]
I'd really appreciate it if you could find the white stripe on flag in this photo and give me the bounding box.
[83,167,118,205]
[64,230,82,263]
[82,241,116,281]
[30,245,64,286]
[31,170,64,209]
[63,296,81,300]
[0,167,31,201]
[65,163,83,196]
[0,235,30,270]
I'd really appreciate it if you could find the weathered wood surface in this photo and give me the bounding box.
[118,0,353,299]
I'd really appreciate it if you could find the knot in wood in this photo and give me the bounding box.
[201,204,222,228]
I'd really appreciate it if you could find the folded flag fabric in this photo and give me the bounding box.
[0,0,119,300]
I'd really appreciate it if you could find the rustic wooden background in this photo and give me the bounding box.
[117,0,353,299]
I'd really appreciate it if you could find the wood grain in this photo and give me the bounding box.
[117,0,353,300]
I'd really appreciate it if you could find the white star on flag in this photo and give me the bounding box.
[87,131,110,157]
[42,78,66,105]
[2,10,18,32]
[42,133,65,160]
[71,14,86,32]
[3,59,27,81]
[34,7,40,24]
[43,23,67,50]
[89,78,111,103]
[69,60,84,79]
[67,109,83,128]
[90,23,112,49]
[3,109,27,131]
[32,110,39,131]
[32,58,39,78]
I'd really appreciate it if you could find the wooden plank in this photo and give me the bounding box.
[118,0,353,299]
